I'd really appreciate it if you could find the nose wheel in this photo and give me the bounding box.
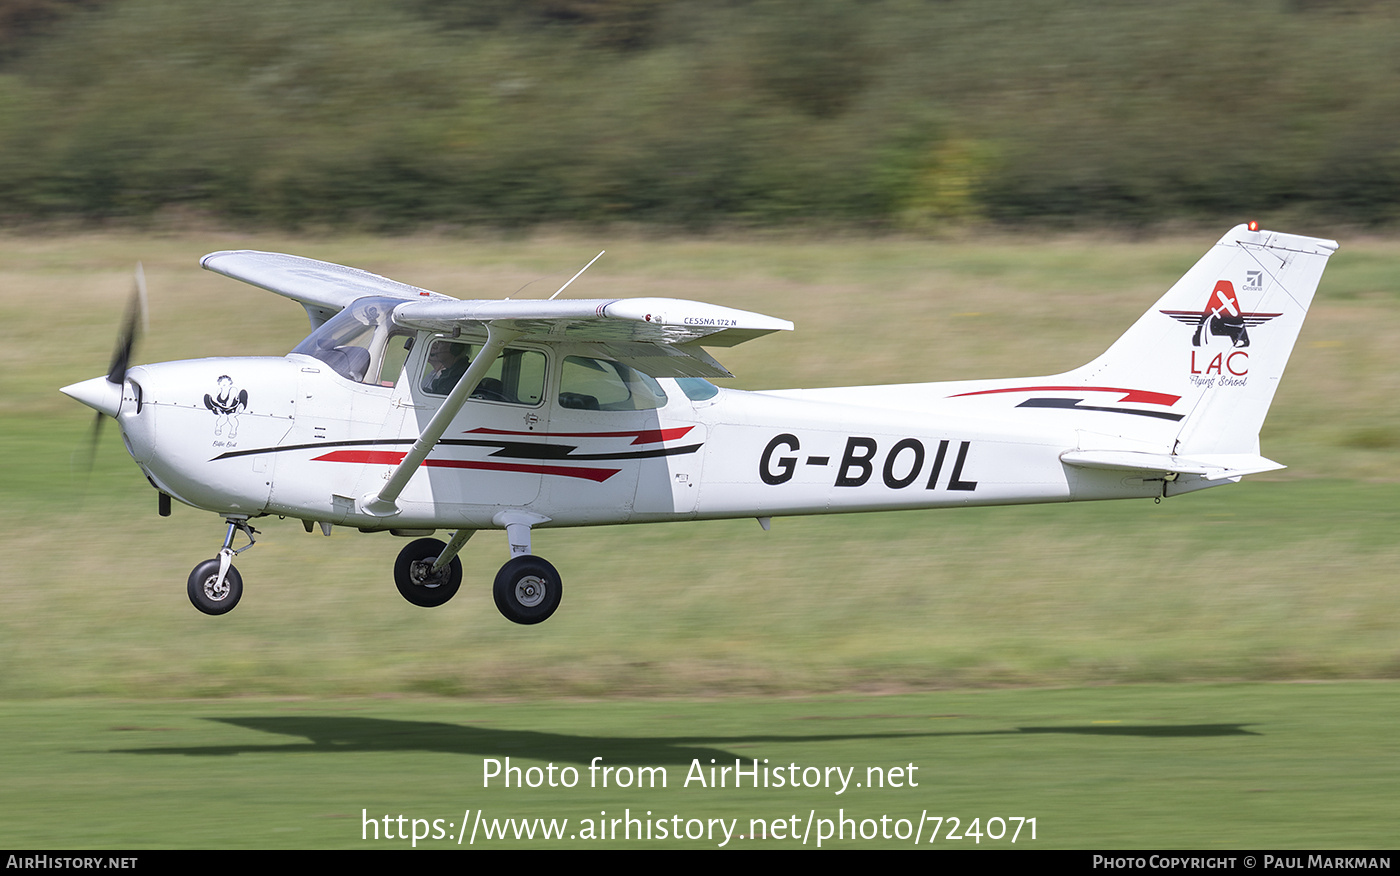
[188,558,243,615]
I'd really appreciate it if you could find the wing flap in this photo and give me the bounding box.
[601,341,733,379]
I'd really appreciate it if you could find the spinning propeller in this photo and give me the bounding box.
[107,263,147,385]
[68,264,148,475]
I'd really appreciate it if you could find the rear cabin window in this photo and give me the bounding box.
[558,356,667,411]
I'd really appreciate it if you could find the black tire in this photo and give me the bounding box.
[187,558,243,615]
[394,538,463,608]
[493,556,562,625]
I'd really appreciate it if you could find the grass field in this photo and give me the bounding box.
[2,229,1397,847]
[2,683,1396,849]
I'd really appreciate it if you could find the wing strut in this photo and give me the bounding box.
[358,324,521,518]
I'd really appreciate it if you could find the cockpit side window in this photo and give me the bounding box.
[420,338,546,406]
[558,356,667,411]
[290,297,405,386]
[378,332,415,387]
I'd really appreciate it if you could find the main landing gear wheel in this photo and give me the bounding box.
[394,538,463,608]
[493,556,562,625]
[187,559,243,615]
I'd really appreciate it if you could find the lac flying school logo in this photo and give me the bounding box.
[1160,280,1280,379]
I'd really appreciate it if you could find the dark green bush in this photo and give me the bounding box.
[3,0,1400,229]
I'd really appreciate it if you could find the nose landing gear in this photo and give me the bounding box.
[187,517,258,615]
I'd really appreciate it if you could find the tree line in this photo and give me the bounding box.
[1,0,1396,230]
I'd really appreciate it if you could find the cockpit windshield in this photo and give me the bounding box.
[290,297,412,386]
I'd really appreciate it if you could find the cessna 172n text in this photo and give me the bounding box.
[61,224,1336,625]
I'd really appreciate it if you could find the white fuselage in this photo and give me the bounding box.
[117,336,1163,534]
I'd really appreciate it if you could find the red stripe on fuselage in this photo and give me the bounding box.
[315,450,405,465]
[310,450,619,482]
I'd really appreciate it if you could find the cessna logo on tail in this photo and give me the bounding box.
[1160,280,1282,378]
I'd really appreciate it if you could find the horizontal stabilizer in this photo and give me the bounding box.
[1060,449,1284,480]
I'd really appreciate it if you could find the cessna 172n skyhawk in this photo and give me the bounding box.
[61,224,1336,625]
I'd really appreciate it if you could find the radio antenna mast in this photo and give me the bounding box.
[550,251,605,300]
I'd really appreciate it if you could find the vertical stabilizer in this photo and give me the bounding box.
[1070,225,1337,456]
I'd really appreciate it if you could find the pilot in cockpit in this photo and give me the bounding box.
[422,341,471,394]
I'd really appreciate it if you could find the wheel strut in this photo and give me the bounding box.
[429,528,475,575]
[187,517,257,615]
[212,517,259,594]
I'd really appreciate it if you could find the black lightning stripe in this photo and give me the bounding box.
[213,437,703,462]
[1017,397,1185,421]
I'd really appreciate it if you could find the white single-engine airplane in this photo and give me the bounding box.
[62,224,1336,624]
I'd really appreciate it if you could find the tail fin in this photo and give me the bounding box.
[1071,224,1337,457]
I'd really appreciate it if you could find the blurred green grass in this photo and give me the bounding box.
[4,229,1398,698]
[2,683,1396,848]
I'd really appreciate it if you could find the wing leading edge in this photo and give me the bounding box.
[201,250,793,379]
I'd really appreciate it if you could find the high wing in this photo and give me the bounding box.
[201,250,793,379]
[201,250,454,330]
[391,297,792,379]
